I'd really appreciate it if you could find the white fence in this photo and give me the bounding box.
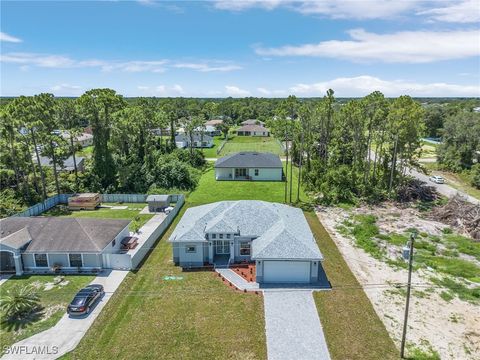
[130,194,184,270]
[13,194,73,217]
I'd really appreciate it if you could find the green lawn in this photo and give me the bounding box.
[76,146,94,158]
[307,212,399,360]
[43,203,153,229]
[219,135,284,157]
[187,163,306,205]
[201,136,226,158]
[63,206,267,360]
[0,275,94,354]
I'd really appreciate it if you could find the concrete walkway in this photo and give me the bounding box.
[2,270,129,360]
[0,274,12,286]
[263,291,331,360]
[215,268,260,291]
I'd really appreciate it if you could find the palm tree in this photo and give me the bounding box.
[0,285,40,320]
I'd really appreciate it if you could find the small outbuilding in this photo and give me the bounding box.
[68,193,101,210]
[146,195,171,212]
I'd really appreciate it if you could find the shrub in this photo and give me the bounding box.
[0,285,40,320]
[471,164,480,189]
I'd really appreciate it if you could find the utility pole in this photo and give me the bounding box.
[400,231,416,358]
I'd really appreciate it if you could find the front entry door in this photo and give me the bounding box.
[215,241,230,255]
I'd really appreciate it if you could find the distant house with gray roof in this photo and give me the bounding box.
[38,155,85,172]
[0,217,130,275]
[168,200,324,284]
[175,133,213,149]
[215,152,283,181]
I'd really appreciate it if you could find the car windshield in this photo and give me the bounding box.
[70,295,87,306]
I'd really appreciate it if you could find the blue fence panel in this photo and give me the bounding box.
[13,194,74,217]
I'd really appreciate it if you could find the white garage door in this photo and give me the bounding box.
[263,261,311,283]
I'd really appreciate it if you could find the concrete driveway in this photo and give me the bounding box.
[263,291,331,360]
[2,270,128,360]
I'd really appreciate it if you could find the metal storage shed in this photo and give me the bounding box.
[146,195,171,212]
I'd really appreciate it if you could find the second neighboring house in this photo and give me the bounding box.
[0,217,130,275]
[175,134,214,148]
[236,124,270,137]
[62,132,94,148]
[205,119,223,126]
[168,200,325,284]
[241,119,265,126]
[38,155,85,172]
[215,152,283,181]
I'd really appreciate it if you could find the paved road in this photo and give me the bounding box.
[408,168,479,205]
[2,270,128,360]
[263,291,331,360]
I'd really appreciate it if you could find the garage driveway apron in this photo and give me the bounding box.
[2,270,128,360]
[263,290,331,360]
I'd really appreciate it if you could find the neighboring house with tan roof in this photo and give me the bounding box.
[241,119,265,126]
[236,124,270,137]
[0,217,130,275]
[168,200,325,284]
[205,119,223,126]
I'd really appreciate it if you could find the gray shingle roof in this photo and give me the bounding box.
[0,217,130,253]
[236,124,269,132]
[146,195,170,202]
[241,119,265,126]
[215,152,282,169]
[38,155,84,171]
[168,201,323,261]
[0,227,32,250]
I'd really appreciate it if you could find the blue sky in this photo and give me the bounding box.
[1,0,479,97]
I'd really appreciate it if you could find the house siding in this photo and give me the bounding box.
[48,254,69,267]
[101,226,129,254]
[178,242,205,267]
[22,253,35,268]
[215,167,282,181]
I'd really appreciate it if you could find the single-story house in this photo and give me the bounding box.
[236,124,270,137]
[205,119,223,126]
[215,152,283,181]
[38,155,85,172]
[175,134,214,148]
[61,132,93,148]
[146,194,171,212]
[241,119,265,126]
[168,200,324,284]
[151,127,173,136]
[0,217,130,275]
[204,125,221,136]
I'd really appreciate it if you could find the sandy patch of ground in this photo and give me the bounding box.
[317,204,479,359]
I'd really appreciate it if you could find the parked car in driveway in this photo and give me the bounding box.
[67,284,104,316]
[429,175,445,184]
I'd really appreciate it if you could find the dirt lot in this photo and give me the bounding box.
[317,203,480,359]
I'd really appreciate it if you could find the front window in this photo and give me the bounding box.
[226,234,231,239]
[69,254,83,267]
[34,254,48,267]
[212,234,216,239]
[112,239,116,247]
[186,246,196,253]
[254,169,259,176]
[240,242,251,256]
[219,233,224,239]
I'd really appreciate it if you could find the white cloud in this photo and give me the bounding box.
[257,87,271,95]
[417,0,480,23]
[0,32,23,43]
[136,84,186,96]
[1,52,241,73]
[288,75,480,97]
[50,83,83,96]
[173,63,242,72]
[214,0,283,12]
[213,0,419,19]
[225,85,251,97]
[255,29,480,63]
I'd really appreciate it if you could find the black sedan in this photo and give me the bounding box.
[67,284,104,316]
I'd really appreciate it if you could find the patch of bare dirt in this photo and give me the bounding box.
[317,203,480,359]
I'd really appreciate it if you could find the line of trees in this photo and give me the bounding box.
[269,91,426,204]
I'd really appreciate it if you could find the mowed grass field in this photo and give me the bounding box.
[187,163,306,205]
[43,203,153,229]
[63,205,267,360]
[219,135,284,157]
[307,212,399,359]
